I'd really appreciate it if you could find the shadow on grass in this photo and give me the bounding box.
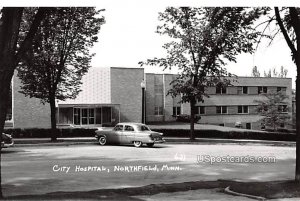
[3,180,300,200]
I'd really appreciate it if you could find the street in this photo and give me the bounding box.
[1,142,296,197]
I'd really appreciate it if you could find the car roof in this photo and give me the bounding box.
[117,122,146,126]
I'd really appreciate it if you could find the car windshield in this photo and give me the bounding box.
[136,125,151,131]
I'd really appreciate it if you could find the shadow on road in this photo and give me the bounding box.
[4,179,300,200]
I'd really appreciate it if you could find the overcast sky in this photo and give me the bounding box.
[87,1,299,88]
[3,0,300,88]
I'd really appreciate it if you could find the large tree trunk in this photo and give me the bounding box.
[49,96,57,141]
[275,7,300,182]
[190,97,196,140]
[0,70,14,199]
[296,76,300,181]
[0,8,24,199]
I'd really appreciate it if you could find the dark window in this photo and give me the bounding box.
[238,106,243,113]
[216,106,221,114]
[277,87,282,92]
[263,87,267,93]
[114,125,123,131]
[243,86,248,94]
[243,106,248,113]
[74,108,81,125]
[217,106,227,114]
[258,86,267,94]
[216,84,226,94]
[222,106,227,114]
[173,107,181,116]
[238,106,249,113]
[137,125,151,131]
[199,106,205,114]
[278,105,288,113]
[246,123,251,129]
[124,125,134,131]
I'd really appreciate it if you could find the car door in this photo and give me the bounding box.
[110,124,123,144]
[123,125,135,144]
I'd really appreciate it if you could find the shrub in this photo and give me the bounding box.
[3,128,97,138]
[151,129,296,141]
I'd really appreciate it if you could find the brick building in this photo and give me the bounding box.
[5,67,293,130]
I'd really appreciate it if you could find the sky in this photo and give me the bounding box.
[86,1,299,88]
[2,0,300,88]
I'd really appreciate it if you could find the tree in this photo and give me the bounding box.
[274,7,300,181]
[279,66,288,78]
[263,66,288,77]
[17,7,104,141]
[140,7,264,140]
[255,92,290,131]
[0,7,48,199]
[264,69,272,77]
[252,66,261,77]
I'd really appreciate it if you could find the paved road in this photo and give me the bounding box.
[1,142,296,197]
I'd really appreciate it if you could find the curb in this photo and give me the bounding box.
[224,186,266,201]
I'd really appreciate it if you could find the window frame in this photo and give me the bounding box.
[216,84,226,94]
[173,106,181,116]
[238,105,249,114]
[155,106,164,116]
[216,106,227,114]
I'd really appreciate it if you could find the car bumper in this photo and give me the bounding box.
[148,138,165,143]
[1,141,14,148]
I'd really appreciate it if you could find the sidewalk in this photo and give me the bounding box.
[12,137,296,147]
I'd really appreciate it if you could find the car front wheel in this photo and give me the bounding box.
[133,141,143,147]
[98,136,107,146]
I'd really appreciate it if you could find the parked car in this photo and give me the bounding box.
[1,133,14,148]
[95,122,165,147]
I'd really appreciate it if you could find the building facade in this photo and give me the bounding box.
[5,67,293,130]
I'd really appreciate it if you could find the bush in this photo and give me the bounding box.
[151,129,296,141]
[3,128,97,138]
[175,114,201,123]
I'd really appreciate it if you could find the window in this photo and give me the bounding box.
[277,87,287,94]
[155,106,163,115]
[173,107,181,116]
[238,106,249,114]
[246,123,251,129]
[243,86,248,94]
[258,86,267,94]
[216,84,226,94]
[74,108,81,125]
[124,125,134,131]
[197,106,205,114]
[137,125,151,131]
[114,125,123,131]
[216,106,227,114]
[278,105,288,113]
[277,87,282,92]
[88,109,95,124]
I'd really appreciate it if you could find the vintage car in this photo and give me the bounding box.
[95,123,165,147]
[1,133,14,148]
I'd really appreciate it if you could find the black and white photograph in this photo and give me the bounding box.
[1,0,300,200]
